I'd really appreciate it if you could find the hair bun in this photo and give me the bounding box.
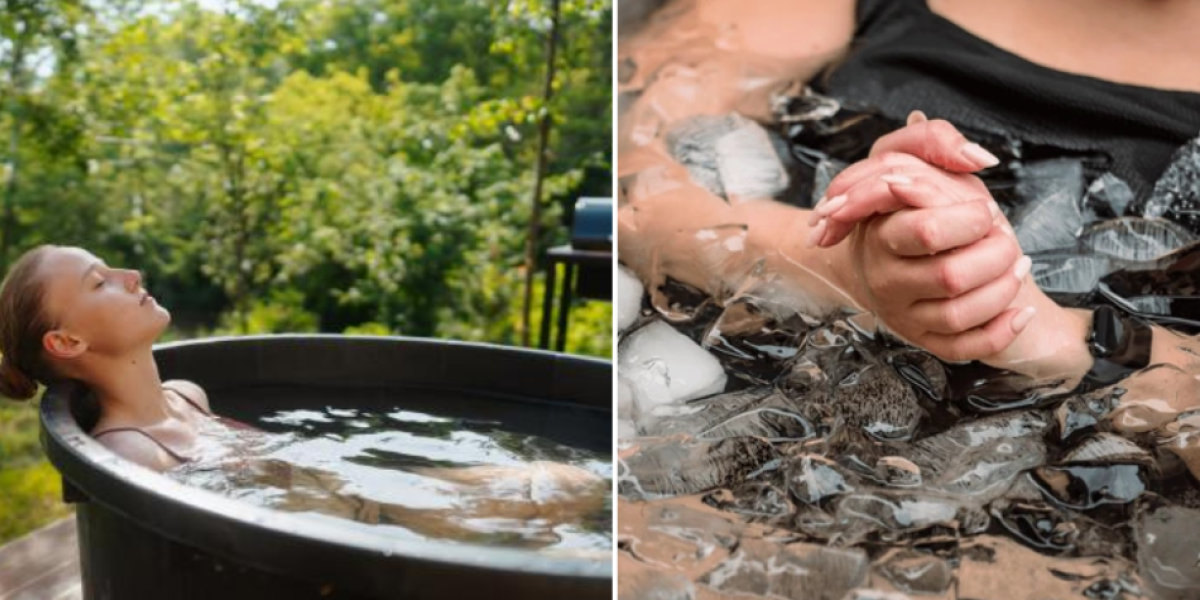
[0,355,38,401]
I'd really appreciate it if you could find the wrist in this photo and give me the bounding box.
[979,287,1094,387]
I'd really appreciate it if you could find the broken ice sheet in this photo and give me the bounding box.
[1031,252,1111,295]
[1136,506,1200,600]
[1079,217,1196,263]
[699,538,868,600]
[618,436,777,499]
[874,548,954,596]
[1082,172,1136,220]
[618,496,747,576]
[956,536,1143,600]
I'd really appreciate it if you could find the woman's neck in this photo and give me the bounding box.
[84,347,169,426]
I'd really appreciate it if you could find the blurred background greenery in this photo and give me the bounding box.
[0,0,612,545]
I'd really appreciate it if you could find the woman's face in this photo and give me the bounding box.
[39,247,170,357]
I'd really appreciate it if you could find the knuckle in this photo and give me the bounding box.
[879,152,914,169]
[936,261,965,296]
[939,303,965,333]
[928,119,958,140]
[916,219,942,252]
[945,304,964,333]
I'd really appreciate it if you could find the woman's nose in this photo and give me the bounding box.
[123,269,142,292]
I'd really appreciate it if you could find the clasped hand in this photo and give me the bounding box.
[808,112,1037,362]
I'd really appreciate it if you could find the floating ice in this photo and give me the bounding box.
[619,436,776,498]
[666,113,789,202]
[699,538,869,600]
[1082,172,1135,220]
[665,114,739,197]
[617,419,638,441]
[1136,506,1200,600]
[1011,158,1085,253]
[617,376,635,419]
[714,120,789,201]
[1140,136,1200,232]
[619,320,727,406]
[617,265,645,333]
[1031,253,1111,295]
[1079,217,1196,262]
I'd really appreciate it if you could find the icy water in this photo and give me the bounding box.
[617,0,1200,597]
[167,386,612,556]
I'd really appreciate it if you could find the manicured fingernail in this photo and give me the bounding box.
[1013,255,1032,280]
[808,208,823,226]
[880,174,913,185]
[1011,306,1036,334]
[988,200,1001,219]
[961,142,1000,168]
[806,218,827,249]
[906,110,927,126]
[815,194,847,216]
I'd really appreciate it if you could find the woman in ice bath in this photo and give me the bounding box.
[0,244,608,532]
[0,245,216,471]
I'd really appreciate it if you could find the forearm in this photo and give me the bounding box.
[979,284,1094,387]
[619,158,858,315]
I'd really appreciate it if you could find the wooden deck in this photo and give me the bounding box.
[0,516,81,600]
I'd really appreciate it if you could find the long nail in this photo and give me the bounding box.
[906,110,928,126]
[880,174,913,185]
[805,218,828,249]
[988,200,1001,219]
[961,143,1000,168]
[808,196,827,225]
[1011,306,1036,334]
[815,194,847,216]
[1013,255,1032,280]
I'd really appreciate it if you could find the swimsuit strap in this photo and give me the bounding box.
[162,382,214,417]
[91,427,193,463]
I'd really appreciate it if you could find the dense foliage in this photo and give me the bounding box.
[1,0,611,346]
[0,0,612,545]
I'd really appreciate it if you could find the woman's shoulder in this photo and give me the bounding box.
[162,379,210,412]
[91,427,182,473]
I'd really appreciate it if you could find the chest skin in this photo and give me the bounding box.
[929,0,1200,94]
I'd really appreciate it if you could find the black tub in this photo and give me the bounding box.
[40,335,612,600]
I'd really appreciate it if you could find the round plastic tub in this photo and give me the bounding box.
[39,335,612,600]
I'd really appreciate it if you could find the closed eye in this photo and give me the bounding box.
[93,278,104,290]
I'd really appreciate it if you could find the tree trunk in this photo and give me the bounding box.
[1,37,27,271]
[520,0,562,347]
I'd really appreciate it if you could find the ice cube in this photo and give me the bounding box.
[617,266,645,333]
[617,375,634,418]
[714,120,789,201]
[617,419,638,441]
[619,320,728,405]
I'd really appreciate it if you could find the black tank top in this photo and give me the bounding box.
[812,0,1200,199]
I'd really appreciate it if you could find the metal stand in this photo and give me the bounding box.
[538,245,612,351]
